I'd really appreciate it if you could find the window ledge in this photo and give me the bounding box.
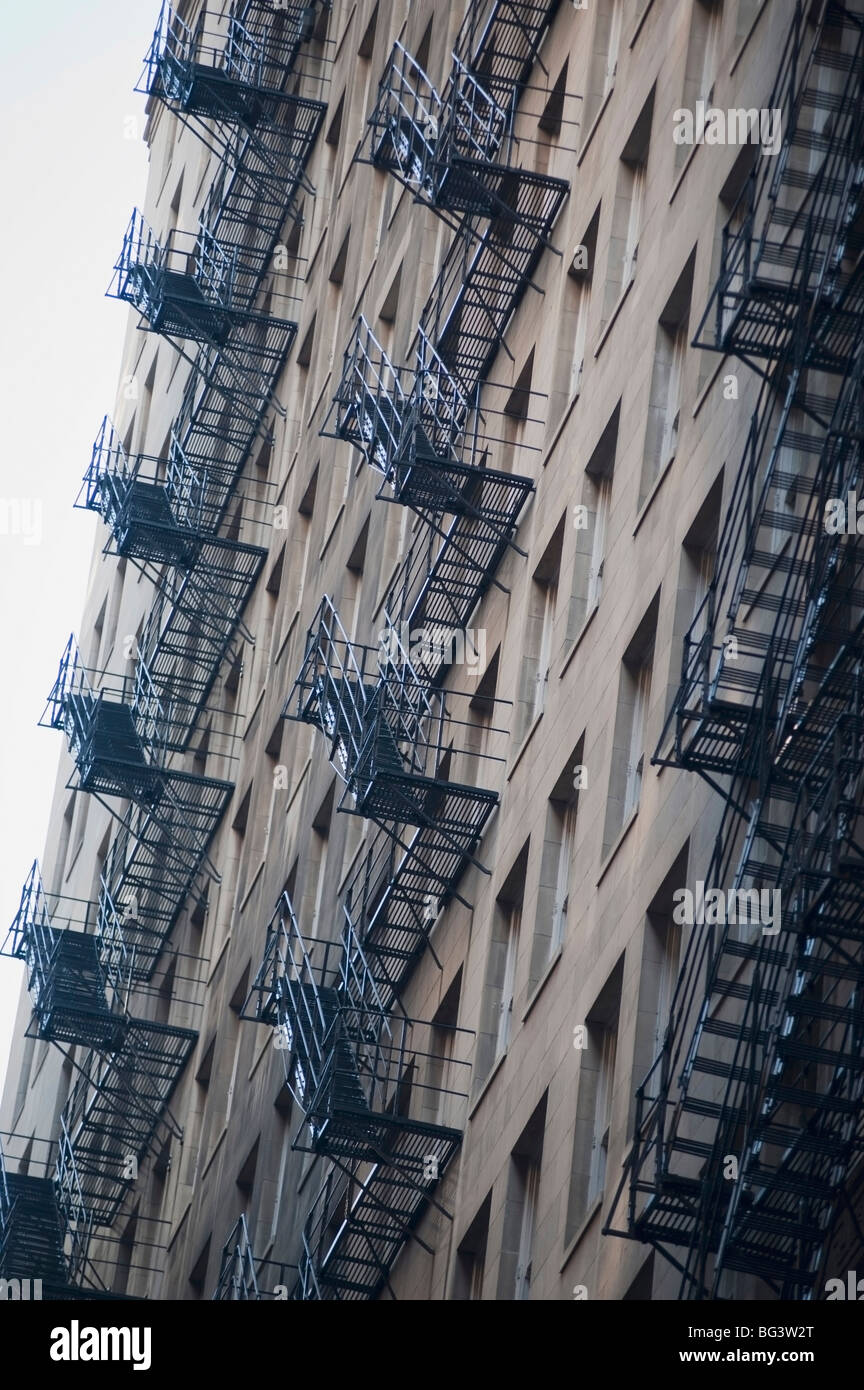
[559,603,599,681]
[593,274,634,361]
[577,87,614,168]
[64,837,84,884]
[239,859,265,915]
[522,946,563,1023]
[467,1050,508,1121]
[243,684,267,741]
[633,450,676,538]
[628,0,656,49]
[297,1149,321,1196]
[730,0,769,77]
[597,806,639,887]
[692,353,727,419]
[207,931,232,987]
[669,139,700,207]
[542,387,581,468]
[167,1200,192,1255]
[319,500,345,562]
[274,609,298,667]
[507,708,544,781]
[286,756,311,815]
[248,1029,272,1084]
[560,1197,604,1271]
[202,1124,227,1181]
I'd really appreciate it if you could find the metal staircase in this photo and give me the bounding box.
[610,0,864,1300]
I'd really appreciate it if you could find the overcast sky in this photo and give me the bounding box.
[0,2,156,1096]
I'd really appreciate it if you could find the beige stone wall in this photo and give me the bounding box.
[2,0,793,1300]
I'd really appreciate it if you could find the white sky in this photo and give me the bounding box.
[0,1,156,1096]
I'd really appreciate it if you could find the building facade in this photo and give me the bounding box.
[2,0,864,1301]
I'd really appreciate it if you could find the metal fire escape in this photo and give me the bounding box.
[213,1213,297,1299]
[243,888,472,1298]
[3,865,198,1229]
[9,1,330,1293]
[0,1132,129,1300]
[236,0,571,1299]
[609,0,864,1299]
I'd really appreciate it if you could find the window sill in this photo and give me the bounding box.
[669,139,700,207]
[319,500,345,562]
[577,87,614,168]
[239,859,265,915]
[597,806,639,887]
[297,1148,321,1196]
[243,684,267,741]
[559,602,599,681]
[248,1029,272,1084]
[507,708,544,781]
[628,0,656,49]
[167,1200,192,1255]
[352,255,378,320]
[274,609,298,667]
[632,450,676,538]
[522,946,563,1023]
[560,1197,604,1271]
[730,0,769,76]
[64,836,84,884]
[202,1124,227,1182]
[306,370,333,431]
[207,931,232,987]
[286,756,311,815]
[593,274,634,361]
[541,387,581,468]
[692,354,726,419]
[467,1050,508,1121]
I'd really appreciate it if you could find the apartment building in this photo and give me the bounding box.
[2,0,863,1302]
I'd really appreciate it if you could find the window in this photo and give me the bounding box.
[604,593,659,853]
[566,959,622,1239]
[586,474,611,614]
[623,661,652,821]
[567,403,619,645]
[550,207,598,427]
[453,1193,491,1300]
[499,1096,547,1298]
[640,252,695,504]
[518,517,564,737]
[476,843,528,1087]
[569,247,593,401]
[588,1026,617,1207]
[534,581,557,721]
[700,145,755,385]
[531,746,583,986]
[622,162,644,287]
[343,516,369,644]
[583,0,625,132]
[662,474,722,731]
[306,783,335,938]
[515,1160,541,1300]
[603,92,653,321]
[496,902,521,1058]
[679,0,724,171]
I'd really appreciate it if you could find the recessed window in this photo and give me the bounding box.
[566,959,623,1238]
[604,593,659,853]
[640,252,695,505]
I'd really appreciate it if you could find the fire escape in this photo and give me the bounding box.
[238,0,573,1298]
[608,0,864,1299]
[7,0,329,1294]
